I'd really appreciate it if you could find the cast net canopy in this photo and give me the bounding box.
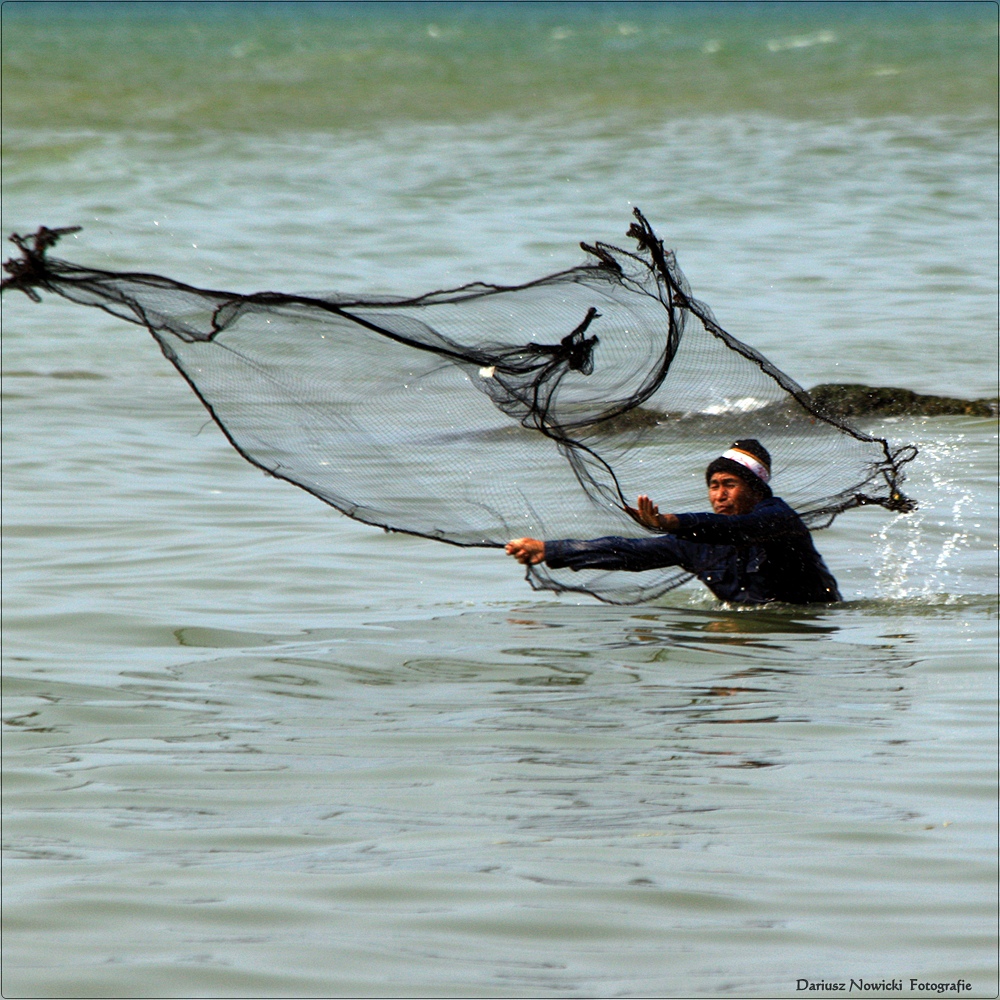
[2,212,916,604]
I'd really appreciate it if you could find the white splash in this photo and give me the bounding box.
[872,435,981,601]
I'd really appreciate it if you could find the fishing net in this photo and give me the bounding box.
[2,211,916,604]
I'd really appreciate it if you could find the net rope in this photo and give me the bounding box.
[2,211,916,604]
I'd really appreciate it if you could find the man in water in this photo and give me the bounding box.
[505,439,841,605]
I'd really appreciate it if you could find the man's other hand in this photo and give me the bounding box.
[627,495,679,531]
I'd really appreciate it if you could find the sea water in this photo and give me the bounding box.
[2,3,997,997]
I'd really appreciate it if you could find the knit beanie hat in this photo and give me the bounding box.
[705,439,773,497]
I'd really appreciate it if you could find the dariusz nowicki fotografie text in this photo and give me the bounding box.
[795,979,973,993]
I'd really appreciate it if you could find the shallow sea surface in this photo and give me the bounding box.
[2,3,997,997]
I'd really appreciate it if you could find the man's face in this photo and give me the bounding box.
[708,472,759,516]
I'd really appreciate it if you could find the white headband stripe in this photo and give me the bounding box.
[721,448,771,484]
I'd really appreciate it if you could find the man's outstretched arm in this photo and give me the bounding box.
[506,534,689,573]
[507,496,684,571]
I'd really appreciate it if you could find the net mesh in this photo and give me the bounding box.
[2,212,917,604]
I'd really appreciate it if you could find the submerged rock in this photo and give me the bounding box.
[807,384,998,418]
[583,384,997,435]
[580,406,666,435]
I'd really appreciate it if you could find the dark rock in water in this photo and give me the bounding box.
[808,384,998,418]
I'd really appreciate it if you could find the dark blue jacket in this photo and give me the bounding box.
[543,496,841,605]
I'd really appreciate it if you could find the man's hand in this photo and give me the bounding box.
[626,495,679,532]
[506,537,545,565]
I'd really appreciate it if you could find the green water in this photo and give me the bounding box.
[2,2,997,997]
[3,1,996,130]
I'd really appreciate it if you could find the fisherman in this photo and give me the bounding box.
[505,439,841,605]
